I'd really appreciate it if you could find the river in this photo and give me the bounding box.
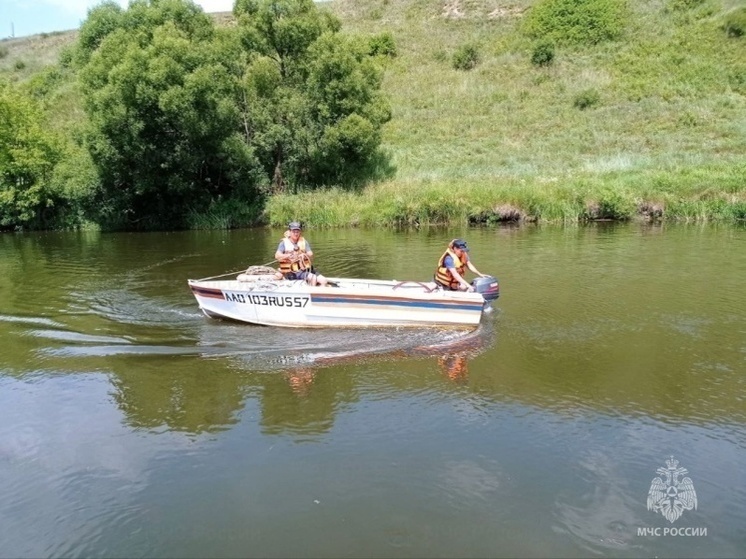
[0,223,744,558]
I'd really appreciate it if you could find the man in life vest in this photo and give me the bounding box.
[274,221,328,286]
[434,238,486,292]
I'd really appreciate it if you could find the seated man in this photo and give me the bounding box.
[434,238,486,292]
[274,221,328,286]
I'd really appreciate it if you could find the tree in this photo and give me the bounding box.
[305,32,391,186]
[77,0,259,229]
[235,0,391,191]
[76,0,392,228]
[0,81,62,230]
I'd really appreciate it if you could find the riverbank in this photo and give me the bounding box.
[263,161,745,227]
[2,1,745,229]
[260,0,745,228]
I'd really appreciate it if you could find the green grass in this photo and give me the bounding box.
[266,160,745,226]
[2,0,745,228]
[307,0,745,225]
[0,32,77,80]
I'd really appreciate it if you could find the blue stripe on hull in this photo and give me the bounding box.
[311,294,482,312]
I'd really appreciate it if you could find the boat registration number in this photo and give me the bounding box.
[224,292,310,308]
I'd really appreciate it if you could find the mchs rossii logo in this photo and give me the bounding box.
[637,455,706,537]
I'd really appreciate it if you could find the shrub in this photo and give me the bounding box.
[728,69,746,94]
[0,46,8,59]
[722,7,746,38]
[584,188,635,220]
[58,46,75,68]
[369,32,397,57]
[523,0,627,46]
[665,0,714,22]
[531,41,555,66]
[14,59,25,70]
[666,0,706,12]
[452,44,480,70]
[574,88,601,109]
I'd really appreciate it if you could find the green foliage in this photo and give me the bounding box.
[573,88,601,109]
[314,113,380,185]
[531,41,555,66]
[722,7,746,38]
[666,0,706,12]
[58,45,75,68]
[0,46,8,59]
[3,0,745,229]
[74,0,214,68]
[664,0,715,23]
[583,186,635,220]
[25,67,64,99]
[77,2,256,229]
[452,44,480,71]
[728,68,746,94]
[368,32,397,57]
[14,60,25,70]
[186,196,263,229]
[523,0,628,46]
[70,0,390,227]
[234,0,334,79]
[305,32,391,183]
[236,1,390,191]
[75,0,125,66]
[0,82,62,229]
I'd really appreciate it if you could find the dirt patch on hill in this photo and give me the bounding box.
[442,1,526,19]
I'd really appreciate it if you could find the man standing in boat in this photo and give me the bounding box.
[274,221,328,287]
[434,239,487,292]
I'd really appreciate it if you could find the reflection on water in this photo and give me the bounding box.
[285,368,317,395]
[1,224,745,558]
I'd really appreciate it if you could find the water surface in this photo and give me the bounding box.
[0,223,744,558]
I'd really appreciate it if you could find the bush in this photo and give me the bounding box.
[666,0,706,12]
[369,32,397,57]
[523,0,627,46]
[58,46,75,68]
[728,69,746,94]
[14,59,25,70]
[531,41,555,66]
[665,0,715,22]
[0,46,8,59]
[722,7,746,38]
[452,44,480,70]
[574,88,601,109]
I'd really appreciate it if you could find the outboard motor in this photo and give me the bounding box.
[472,275,500,302]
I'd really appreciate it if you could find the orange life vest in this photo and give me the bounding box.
[435,248,467,290]
[439,354,469,381]
[278,236,311,274]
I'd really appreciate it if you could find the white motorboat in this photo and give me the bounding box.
[188,270,499,328]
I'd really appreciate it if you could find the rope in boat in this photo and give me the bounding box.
[196,259,278,281]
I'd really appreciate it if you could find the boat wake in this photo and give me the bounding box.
[5,273,498,372]
[192,312,497,370]
[27,311,496,371]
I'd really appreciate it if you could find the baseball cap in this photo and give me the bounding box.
[452,239,469,252]
[288,221,302,230]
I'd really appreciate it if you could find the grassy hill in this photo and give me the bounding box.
[2,0,745,226]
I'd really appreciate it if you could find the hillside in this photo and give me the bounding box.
[2,0,745,226]
[314,0,746,220]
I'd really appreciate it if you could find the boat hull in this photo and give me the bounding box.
[187,277,486,328]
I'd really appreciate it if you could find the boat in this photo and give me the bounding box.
[187,268,499,329]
